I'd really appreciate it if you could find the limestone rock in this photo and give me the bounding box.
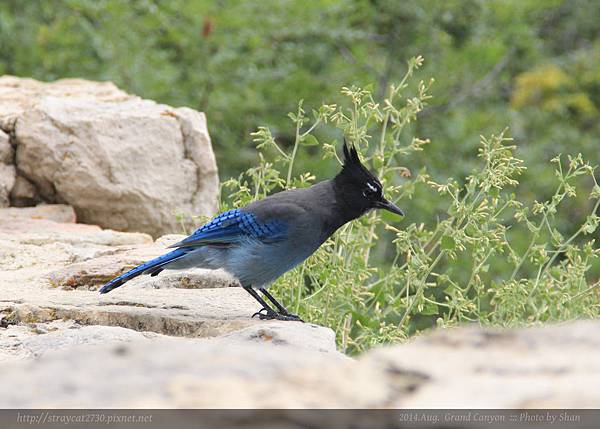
[0,128,11,163]
[5,320,600,408]
[0,128,13,206]
[0,76,131,125]
[0,336,378,408]
[44,243,170,290]
[43,234,237,291]
[0,208,345,409]
[0,162,15,207]
[9,174,38,206]
[222,321,338,354]
[0,75,219,236]
[0,212,334,350]
[361,321,600,408]
[0,216,258,338]
[0,218,151,251]
[0,204,76,223]
[0,320,165,362]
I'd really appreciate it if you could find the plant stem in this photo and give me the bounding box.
[286,106,303,187]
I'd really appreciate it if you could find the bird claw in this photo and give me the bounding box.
[252,308,270,319]
[278,313,305,322]
[252,308,304,322]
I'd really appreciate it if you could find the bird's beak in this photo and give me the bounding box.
[375,198,405,217]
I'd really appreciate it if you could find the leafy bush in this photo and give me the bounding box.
[222,58,599,354]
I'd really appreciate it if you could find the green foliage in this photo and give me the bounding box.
[224,63,599,354]
[3,1,599,179]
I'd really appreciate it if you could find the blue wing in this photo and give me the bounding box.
[100,209,288,294]
[169,208,288,249]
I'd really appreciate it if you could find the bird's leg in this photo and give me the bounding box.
[243,287,303,322]
[260,289,304,322]
[243,286,279,319]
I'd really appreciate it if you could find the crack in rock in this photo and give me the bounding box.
[1,303,255,338]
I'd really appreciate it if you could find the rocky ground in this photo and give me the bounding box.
[1,204,600,409]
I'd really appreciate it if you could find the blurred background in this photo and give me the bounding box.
[1,0,598,180]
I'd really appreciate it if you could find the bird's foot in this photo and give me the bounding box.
[277,312,304,322]
[266,312,304,322]
[251,308,304,322]
[251,308,272,319]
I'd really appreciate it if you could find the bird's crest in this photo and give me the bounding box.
[339,139,381,189]
[342,139,361,166]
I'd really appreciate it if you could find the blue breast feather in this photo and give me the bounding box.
[170,209,288,248]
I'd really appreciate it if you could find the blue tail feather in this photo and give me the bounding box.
[99,248,187,294]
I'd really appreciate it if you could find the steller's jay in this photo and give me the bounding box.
[100,141,404,322]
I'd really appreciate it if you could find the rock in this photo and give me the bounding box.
[361,321,600,408]
[0,335,378,408]
[44,243,169,290]
[222,321,338,354]
[0,76,131,125]
[0,218,152,248]
[43,236,237,291]
[0,204,76,223]
[5,319,600,409]
[0,215,256,338]
[0,128,11,163]
[4,320,600,409]
[9,174,38,207]
[0,213,335,351]
[0,128,13,206]
[134,268,240,290]
[0,320,165,362]
[0,75,219,237]
[0,162,15,207]
[3,209,600,410]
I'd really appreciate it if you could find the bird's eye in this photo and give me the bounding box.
[362,189,375,198]
[362,183,380,199]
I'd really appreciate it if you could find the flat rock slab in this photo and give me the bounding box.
[1,335,374,408]
[0,320,165,362]
[0,204,76,223]
[0,213,337,364]
[362,320,600,408]
[1,285,267,338]
[3,320,600,408]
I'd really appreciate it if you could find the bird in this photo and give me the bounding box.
[99,141,404,322]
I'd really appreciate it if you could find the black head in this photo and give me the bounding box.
[333,140,404,220]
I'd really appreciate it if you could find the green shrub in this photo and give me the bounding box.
[222,57,599,354]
